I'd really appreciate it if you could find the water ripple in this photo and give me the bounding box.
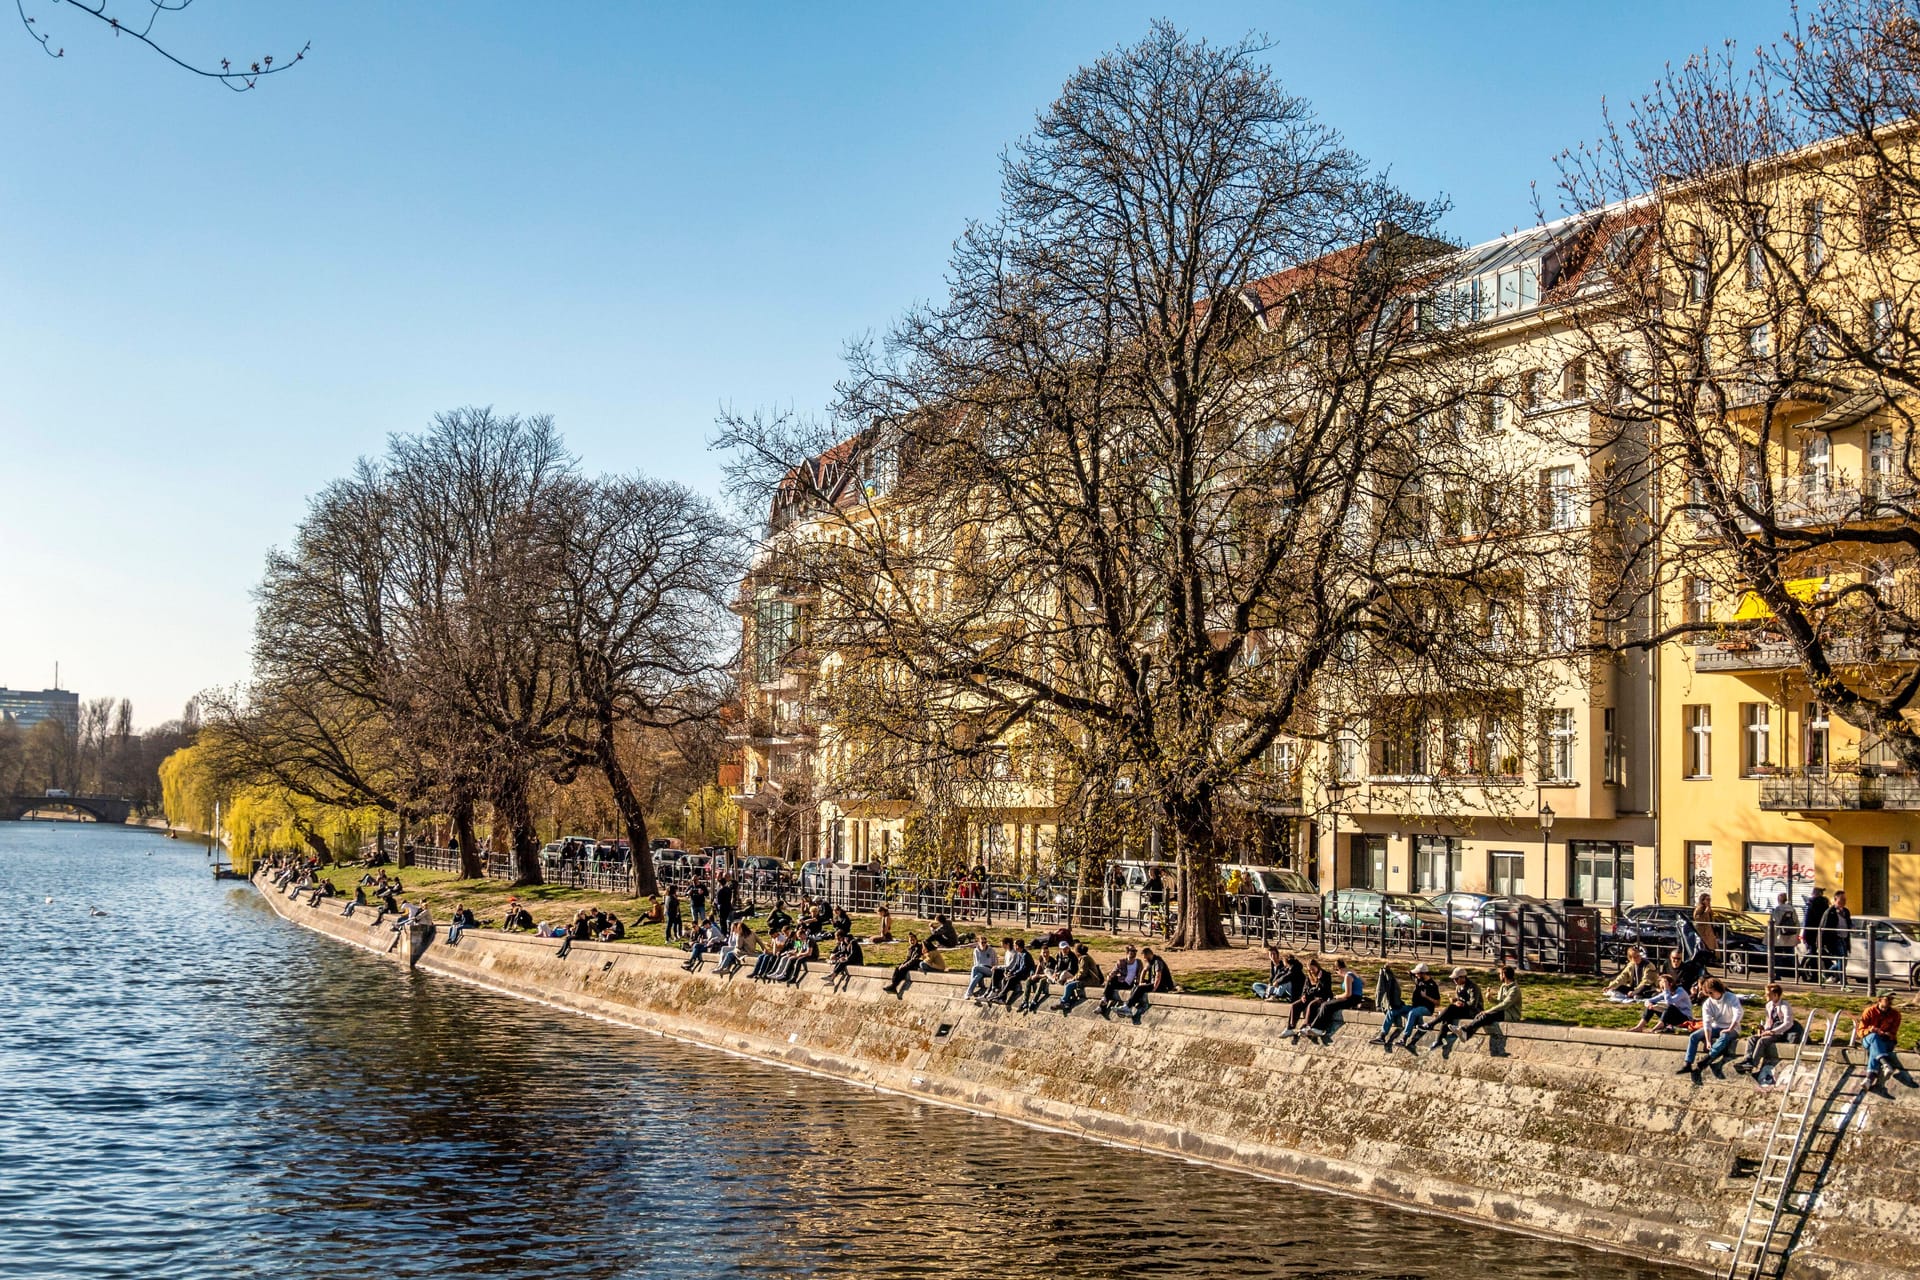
[1,824,1688,1280]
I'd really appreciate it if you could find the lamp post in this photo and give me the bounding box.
[1537,800,1555,895]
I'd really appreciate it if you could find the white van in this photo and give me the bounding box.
[1221,862,1321,921]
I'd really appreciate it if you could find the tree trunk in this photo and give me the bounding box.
[494,773,542,885]
[452,791,482,880]
[297,821,332,866]
[1167,788,1230,950]
[592,715,659,898]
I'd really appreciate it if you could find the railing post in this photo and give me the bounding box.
[1867,922,1879,999]
[1317,901,1327,956]
[985,876,993,928]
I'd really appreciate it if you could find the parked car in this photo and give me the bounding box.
[738,855,784,889]
[1602,904,1771,973]
[1324,888,1451,937]
[1800,915,1920,988]
[1222,863,1320,921]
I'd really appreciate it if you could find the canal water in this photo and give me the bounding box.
[1,822,1692,1280]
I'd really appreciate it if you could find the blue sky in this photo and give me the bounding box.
[0,1,1779,726]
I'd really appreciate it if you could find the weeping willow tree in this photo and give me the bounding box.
[158,743,222,836]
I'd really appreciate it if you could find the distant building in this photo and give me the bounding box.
[0,688,80,734]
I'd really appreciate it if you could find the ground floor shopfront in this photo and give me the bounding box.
[1316,813,1659,911]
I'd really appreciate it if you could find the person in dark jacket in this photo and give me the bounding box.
[1304,958,1364,1042]
[1821,890,1853,980]
[1098,947,1144,1014]
[1122,946,1174,1016]
[882,934,924,997]
[1379,963,1440,1051]
[1413,967,1483,1052]
[1282,959,1333,1038]
[1801,886,1831,981]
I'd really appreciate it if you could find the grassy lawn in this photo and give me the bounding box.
[309,863,1910,1037]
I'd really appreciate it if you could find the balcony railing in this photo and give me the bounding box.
[1759,769,1920,811]
[1695,634,1920,673]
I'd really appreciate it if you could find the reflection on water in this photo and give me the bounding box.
[0,823,1689,1280]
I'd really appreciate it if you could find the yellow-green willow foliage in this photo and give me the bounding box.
[159,744,222,836]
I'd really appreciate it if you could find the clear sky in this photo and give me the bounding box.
[0,0,1781,728]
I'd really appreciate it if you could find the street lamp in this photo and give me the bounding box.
[1537,799,1555,897]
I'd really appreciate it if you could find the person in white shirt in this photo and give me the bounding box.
[1679,978,1744,1081]
[1735,983,1795,1086]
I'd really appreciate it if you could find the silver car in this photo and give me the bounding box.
[1816,915,1920,988]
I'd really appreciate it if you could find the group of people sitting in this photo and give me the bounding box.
[1605,941,1905,1090]
[941,933,1164,1015]
[1253,945,1522,1051]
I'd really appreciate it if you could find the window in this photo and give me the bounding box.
[1797,702,1827,771]
[1746,211,1768,289]
[1562,357,1588,401]
[1741,703,1774,775]
[1744,841,1813,911]
[1688,228,1709,303]
[1868,427,1895,497]
[1541,465,1578,529]
[1687,840,1714,903]
[1603,707,1623,784]
[1872,297,1895,357]
[1489,850,1525,897]
[1539,707,1576,782]
[1484,709,1520,777]
[1806,198,1827,272]
[1862,181,1892,250]
[1685,704,1712,778]
[1414,836,1463,894]
[1806,321,1832,370]
[1519,368,1546,410]
[1495,263,1538,315]
[1684,576,1713,624]
[1570,841,1635,908]
[1747,323,1772,362]
[1486,596,1515,650]
[1802,434,1831,501]
[1477,384,1501,434]
[1335,730,1363,783]
[1541,585,1580,651]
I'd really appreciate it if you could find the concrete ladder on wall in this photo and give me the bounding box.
[1723,1009,1861,1280]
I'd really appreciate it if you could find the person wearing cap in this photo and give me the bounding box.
[1016,941,1071,1013]
[1377,962,1439,1051]
[1459,964,1522,1043]
[1411,966,1483,1052]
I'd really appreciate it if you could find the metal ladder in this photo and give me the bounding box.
[1723,1009,1858,1280]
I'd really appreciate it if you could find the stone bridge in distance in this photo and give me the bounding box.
[0,794,135,823]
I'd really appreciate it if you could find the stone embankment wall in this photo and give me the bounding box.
[254,877,1918,1279]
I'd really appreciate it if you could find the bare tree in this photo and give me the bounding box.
[546,473,744,894]
[16,0,308,89]
[1554,0,1920,773]
[725,25,1559,948]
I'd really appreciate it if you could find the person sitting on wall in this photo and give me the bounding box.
[1379,963,1440,1052]
[985,939,1033,1007]
[882,933,925,997]
[1631,973,1693,1034]
[825,931,863,991]
[964,935,998,1000]
[1458,965,1521,1044]
[1280,958,1331,1039]
[1098,946,1145,1015]
[342,884,368,918]
[682,918,725,971]
[716,922,756,976]
[919,941,948,971]
[1736,984,1797,1086]
[1861,992,1905,1092]
[776,930,819,985]
[446,904,477,944]
[1302,957,1363,1043]
[502,898,534,932]
[1120,946,1174,1019]
[1256,951,1305,1005]
[1251,944,1287,1002]
[1016,943,1066,1013]
[1604,945,1653,1002]
[597,912,626,943]
[750,929,791,980]
[1414,968,1484,1053]
[1679,977,1744,1081]
[1373,961,1404,1021]
[1057,943,1103,1012]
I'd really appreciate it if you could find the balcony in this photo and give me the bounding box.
[724,713,819,745]
[1759,769,1920,811]
[1694,634,1920,673]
